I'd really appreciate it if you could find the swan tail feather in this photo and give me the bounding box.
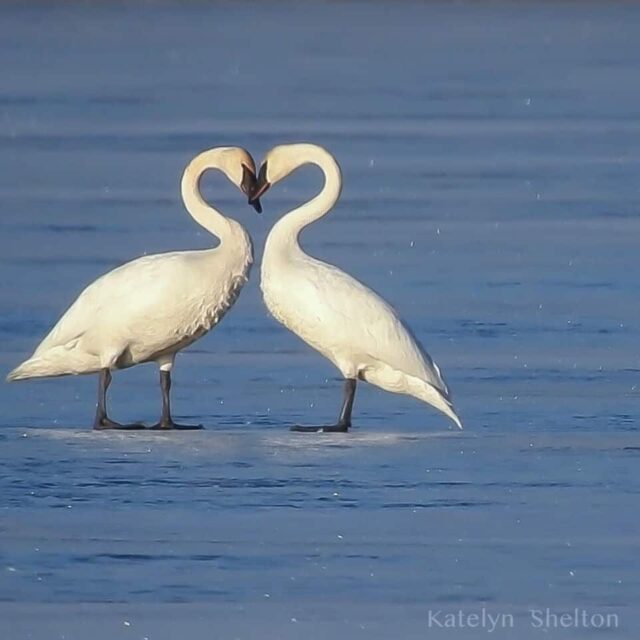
[362,362,463,429]
[408,375,463,429]
[6,349,91,381]
[7,358,48,381]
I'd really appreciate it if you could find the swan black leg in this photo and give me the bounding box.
[150,370,203,431]
[291,378,357,433]
[93,368,145,430]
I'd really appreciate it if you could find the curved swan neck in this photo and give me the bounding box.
[180,150,233,240]
[269,145,342,248]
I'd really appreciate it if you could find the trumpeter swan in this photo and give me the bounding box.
[7,146,261,430]
[250,143,462,432]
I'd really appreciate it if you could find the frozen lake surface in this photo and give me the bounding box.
[1,2,639,638]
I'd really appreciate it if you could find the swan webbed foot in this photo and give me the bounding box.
[94,369,145,430]
[290,422,350,434]
[150,420,203,431]
[153,370,202,430]
[93,417,146,431]
[290,379,356,434]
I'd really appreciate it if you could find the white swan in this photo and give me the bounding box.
[250,143,462,432]
[7,146,261,430]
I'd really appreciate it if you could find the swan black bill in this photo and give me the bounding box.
[249,162,271,203]
[249,197,262,213]
[241,164,262,213]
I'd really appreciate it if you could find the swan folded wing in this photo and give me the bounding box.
[396,319,452,399]
[311,261,451,398]
[31,255,159,355]
[32,283,105,356]
[33,254,207,356]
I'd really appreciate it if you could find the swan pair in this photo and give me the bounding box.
[7,144,462,432]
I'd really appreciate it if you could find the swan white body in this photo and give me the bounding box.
[7,147,256,429]
[10,246,251,378]
[257,143,462,429]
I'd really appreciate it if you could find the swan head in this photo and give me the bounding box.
[249,143,337,204]
[218,146,262,213]
[248,144,300,202]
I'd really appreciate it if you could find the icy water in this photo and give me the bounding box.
[1,2,639,639]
